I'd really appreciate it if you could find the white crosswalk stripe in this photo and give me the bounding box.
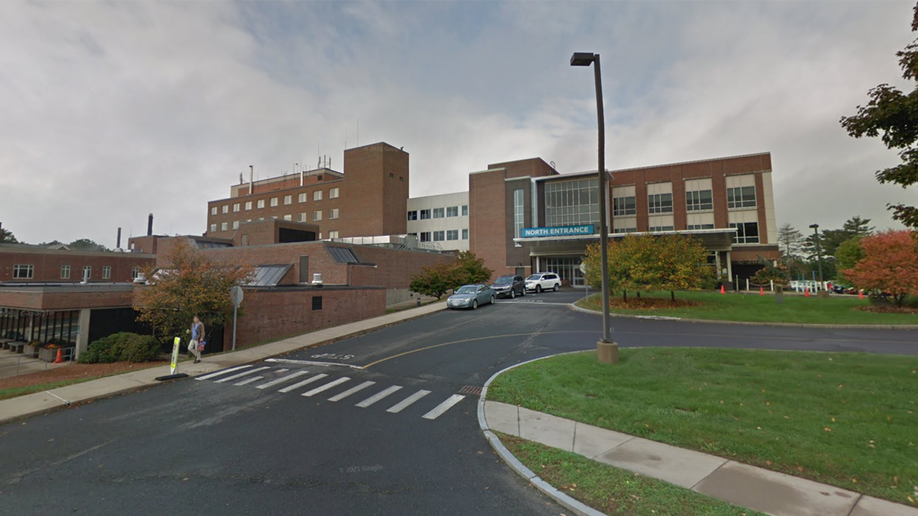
[302,377,350,397]
[422,394,466,420]
[278,373,328,393]
[196,365,253,381]
[255,370,310,389]
[234,376,263,386]
[386,390,431,413]
[214,366,272,384]
[328,381,375,402]
[355,385,403,408]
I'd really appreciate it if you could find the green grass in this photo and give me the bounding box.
[488,349,918,506]
[575,291,918,325]
[0,378,96,401]
[499,432,767,516]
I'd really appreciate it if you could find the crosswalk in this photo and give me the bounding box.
[195,365,468,421]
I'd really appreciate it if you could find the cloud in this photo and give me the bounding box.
[0,1,914,246]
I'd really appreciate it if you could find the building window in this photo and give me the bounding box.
[648,193,673,214]
[462,229,469,240]
[420,209,431,220]
[389,173,394,178]
[446,229,459,241]
[329,188,339,199]
[399,176,404,182]
[648,226,675,232]
[328,230,339,239]
[545,179,599,227]
[314,190,323,201]
[102,266,112,280]
[233,203,240,212]
[284,195,292,205]
[686,190,713,211]
[727,186,756,209]
[612,227,638,234]
[313,211,322,222]
[13,265,35,279]
[232,220,240,229]
[222,205,228,214]
[270,197,278,207]
[462,205,468,216]
[446,206,459,217]
[312,296,323,310]
[298,193,308,203]
[210,207,217,215]
[245,201,252,210]
[131,266,140,279]
[407,210,418,221]
[82,265,92,280]
[329,208,339,219]
[257,199,265,209]
[513,189,525,238]
[241,234,249,246]
[687,224,715,230]
[271,216,278,220]
[730,222,760,244]
[210,224,217,232]
[61,265,71,279]
[433,231,445,241]
[433,208,445,219]
[298,213,308,222]
[221,222,228,231]
[283,214,292,221]
[612,196,636,216]
[420,232,431,242]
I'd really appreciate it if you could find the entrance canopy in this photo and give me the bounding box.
[514,228,737,257]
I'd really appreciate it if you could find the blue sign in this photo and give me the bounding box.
[520,225,595,238]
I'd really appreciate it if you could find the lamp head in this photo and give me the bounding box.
[809,223,819,230]
[570,52,596,66]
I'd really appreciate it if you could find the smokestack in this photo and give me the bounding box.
[116,227,122,249]
[249,165,254,195]
[147,214,153,236]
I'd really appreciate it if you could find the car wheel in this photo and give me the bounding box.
[472,300,478,310]
[510,289,515,299]
[521,287,525,296]
[536,285,542,293]
[553,283,560,292]
[490,295,495,305]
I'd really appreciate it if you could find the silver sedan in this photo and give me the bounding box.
[446,284,496,310]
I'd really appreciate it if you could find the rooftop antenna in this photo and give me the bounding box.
[298,162,303,186]
[357,119,359,146]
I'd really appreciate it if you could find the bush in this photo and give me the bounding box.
[79,332,161,364]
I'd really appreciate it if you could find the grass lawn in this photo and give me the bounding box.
[0,378,96,401]
[499,433,766,516]
[575,291,918,325]
[487,349,918,507]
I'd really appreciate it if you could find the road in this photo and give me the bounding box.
[1,291,915,515]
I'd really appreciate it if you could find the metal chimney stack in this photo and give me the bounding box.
[250,165,254,195]
[147,214,153,236]
[116,227,122,249]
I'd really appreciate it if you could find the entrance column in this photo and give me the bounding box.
[726,251,733,284]
[715,251,722,280]
[75,309,91,360]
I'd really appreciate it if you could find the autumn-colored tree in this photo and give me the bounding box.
[842,230,918,306]
[409,262,457,300]
[134,239,254,341]
[750,258,790,287]
[451,251,494,287]
[655,235,714,301]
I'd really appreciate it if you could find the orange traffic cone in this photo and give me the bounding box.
[859,290,864,299]
[760,287,765,296]
[804,287,810,298]
[720,285,726,294]
[53,348,64,364]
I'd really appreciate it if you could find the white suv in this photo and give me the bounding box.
[525,272,562,293]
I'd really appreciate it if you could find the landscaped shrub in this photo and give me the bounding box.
[79,332,161,364]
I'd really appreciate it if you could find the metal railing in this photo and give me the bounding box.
[0,347,75,377]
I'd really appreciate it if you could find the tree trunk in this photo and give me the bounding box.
[671,290,675,302]
[623,291,627,303]
[636,291,641,299]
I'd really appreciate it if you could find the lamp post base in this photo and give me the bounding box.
[597,340,619,364]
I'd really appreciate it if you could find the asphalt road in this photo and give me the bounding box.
[1,291,915,515]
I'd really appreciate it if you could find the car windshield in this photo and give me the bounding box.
[494,276,514,285]
[456,286,477,294]
[526,275,541,281]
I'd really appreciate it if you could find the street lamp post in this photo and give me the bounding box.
[571,52,617,364]
[809,223,824,289]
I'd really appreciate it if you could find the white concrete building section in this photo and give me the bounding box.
[407,191,470,251]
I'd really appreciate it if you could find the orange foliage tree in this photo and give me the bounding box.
[134,239,254,340]
[841,230,918,306]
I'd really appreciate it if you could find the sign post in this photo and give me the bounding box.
[170,337,180,375]
[230,286,244,351]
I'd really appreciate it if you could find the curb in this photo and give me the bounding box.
[568,300,918,330]
[478,351,608,516]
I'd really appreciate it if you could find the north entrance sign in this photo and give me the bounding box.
[520,225,595,238]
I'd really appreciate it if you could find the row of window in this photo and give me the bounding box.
[411,229,469,242]
[609,222,758,243]
[612,186,755,217]
[210,209,340,232]
[11,264,141,280]
[212,188,340,216]
[407,205,468,221]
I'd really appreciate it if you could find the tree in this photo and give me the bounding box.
[777,223,804,263]
[0,227,18,244]
[451,251,493,287]
[654,235,714,301]
[841,3,918,228]
[842,230,918,306]
[409,263,456,300]
[842,216,875,238]
[835,237,865,282]
[134,239,254,341]
[68,238,109,252]
[750,258,790,287]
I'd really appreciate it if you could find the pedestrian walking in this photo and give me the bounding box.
[189,315,205,364]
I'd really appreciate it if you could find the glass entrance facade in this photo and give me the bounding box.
[540,256,584,286]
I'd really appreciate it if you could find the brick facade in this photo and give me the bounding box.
[0,245,155,284]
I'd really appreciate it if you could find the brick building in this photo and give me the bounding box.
[0,243,155,284]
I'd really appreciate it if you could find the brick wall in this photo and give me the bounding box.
[0,286,135,311]
[0,248,155,283]
[340,143,409,238]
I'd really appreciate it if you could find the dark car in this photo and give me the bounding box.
[832,284,848,294]
[491,275,525,299]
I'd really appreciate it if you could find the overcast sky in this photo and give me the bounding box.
[1,0,915,246]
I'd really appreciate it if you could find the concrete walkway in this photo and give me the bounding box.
[483,400,918,516]
[0,303,446,425]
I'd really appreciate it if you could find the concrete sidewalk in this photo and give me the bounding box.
[0,303,446,425]
[483,400,918,516]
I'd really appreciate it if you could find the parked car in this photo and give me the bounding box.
[447,284,496,310]
[832,284,848,294]
[525,272,562,293]
[491,275,525,298]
